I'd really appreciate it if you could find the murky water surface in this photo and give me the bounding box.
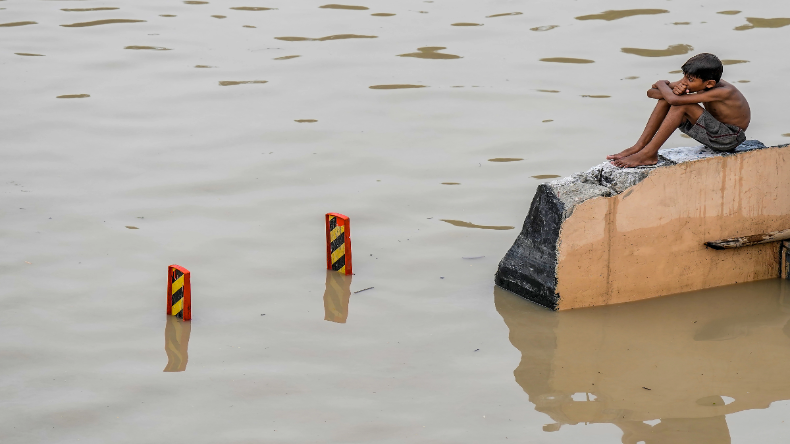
[2,0,790,442]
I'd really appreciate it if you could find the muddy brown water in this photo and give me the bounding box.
[2,0,790,442]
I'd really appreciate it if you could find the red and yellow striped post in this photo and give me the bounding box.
[166,265,192,321]
[326,213,352,275]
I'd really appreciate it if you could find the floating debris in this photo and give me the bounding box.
[353,287,374,294]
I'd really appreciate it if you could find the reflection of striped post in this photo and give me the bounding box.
[326,213,352,275]
[323,270,352,323]
[163,315,191,372]
[167,265,192,321]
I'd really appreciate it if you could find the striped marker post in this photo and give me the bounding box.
[167,265,192,321]
[326,213,352,275]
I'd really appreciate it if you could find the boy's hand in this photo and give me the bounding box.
[673,80,689,95]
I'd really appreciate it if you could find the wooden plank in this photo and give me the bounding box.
[705,228,790,250]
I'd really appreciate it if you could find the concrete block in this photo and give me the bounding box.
[494,140,790,310]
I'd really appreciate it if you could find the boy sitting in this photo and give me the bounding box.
[608,53,751,167]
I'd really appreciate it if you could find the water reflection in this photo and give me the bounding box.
[275,34,377,42]
[62,8,120,12]
[486,12,522,18]
[61,19,146,28]
[397,47,461,60]
[575,9,668,21]
[495,280,790,443]
[0,21,38,27]
[440,219,514,230]
[735,17,790,31]
[163,316,191,372]
[320,4,369,11]
[621,44,694,57]
[369,84,426,90]
[323,270,352,323]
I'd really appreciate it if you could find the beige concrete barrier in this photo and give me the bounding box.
[496,141,790,310]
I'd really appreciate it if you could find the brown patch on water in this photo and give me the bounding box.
[669,70,683,74]
[718,10,742,15]
[452,23,482,26]
[125,226,139,229]
[211,15,226,19]
[371,13,395,17]
[581,95,611,98]
[62,8,120,12]
[369,84,427,90]
[125,46,171,50]
[488,158,523,162]
[295,119,317,123]
[623,76,639,79]
[274,55,300,60]
[486,12,522,18]
[441,219,514,230]
[673,22,691,25]
[57,94,90,99]
[738,80,751,83]
[219,80,268,86]
[621,44,694,57]
[576,9,669,21]
[275,34,377,41]
[243,25,256,28]
[537,89,560,93]
[783,133,790,137]
[531,25,558,31]
[441,182,460,185]
[160,15,176,17]
[0,21,37,27]
[542,120,553,123]
[184,1,208,4]
[532,174,561,179]
[735,17,790,30]
[230,7,275,11]
[398,47,461,59]
[194,65,216,68]
[320,4,369,10]
[540,57,594,64]
[722,59,749,65]
[15,53,44,57]
[61,19,146,27]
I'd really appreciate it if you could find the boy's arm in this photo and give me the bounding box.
[647,78,687,99]
[655,80,727,105]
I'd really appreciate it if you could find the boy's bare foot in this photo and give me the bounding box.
[606,145,644,160]
[610,151,659,168]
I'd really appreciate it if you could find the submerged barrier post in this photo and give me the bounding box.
[326,213,352,275]
[167,265,192,321]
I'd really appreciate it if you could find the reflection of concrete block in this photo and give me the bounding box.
[495,141,790,310]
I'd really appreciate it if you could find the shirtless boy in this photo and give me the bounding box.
[608,53,751,167]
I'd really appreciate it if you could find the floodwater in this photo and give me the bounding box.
[2,0,790,442]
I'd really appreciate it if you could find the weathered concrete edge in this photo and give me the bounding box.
[494,140,779,310]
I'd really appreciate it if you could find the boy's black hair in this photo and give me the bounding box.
[682,53,723,83]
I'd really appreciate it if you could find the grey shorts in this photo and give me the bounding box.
[678,109,746,152]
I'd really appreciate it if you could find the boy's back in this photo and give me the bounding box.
[702,80,750,131]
